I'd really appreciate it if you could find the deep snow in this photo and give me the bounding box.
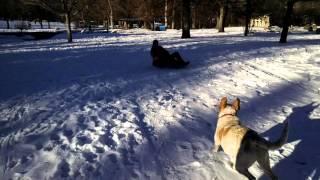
[0,27,320,180]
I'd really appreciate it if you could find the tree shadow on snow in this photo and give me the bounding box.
[1,31,320,101]
[0,68,317,179]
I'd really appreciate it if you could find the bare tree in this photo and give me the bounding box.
[191,3,196,29]
[280,0,295,43]
[0,0,21,29]
[165,0,168,27]
[279,0,317,43]
[244,0,252,36]
[171,0,176,29]
[217,0,228,32]
[181,0,191,38]
[25,0,79,43]
[62,0,78,42]
[107,0,114,28]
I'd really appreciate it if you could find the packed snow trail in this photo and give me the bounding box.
[0,28,320,180]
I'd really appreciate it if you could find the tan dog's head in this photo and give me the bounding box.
[218,97,240,117]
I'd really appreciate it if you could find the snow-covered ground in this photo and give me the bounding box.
[0,27,320,180]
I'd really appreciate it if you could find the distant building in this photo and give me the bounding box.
[251,15,270,28]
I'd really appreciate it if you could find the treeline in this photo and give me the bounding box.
[0,0,319,43]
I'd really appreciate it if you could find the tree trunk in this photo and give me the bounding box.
[6,19,10,29]
[40,19,43,29]
[106,19,109,32]
[218,4,227,32]
[165,0,168,28]
[244,0,252,36]
[192,5,196,29]
[65,12,73,43]
[144,21,148,29]
[280,0,294,43]
[216,16,220,29]
[107,0,113,29]
[171,0,176,29]
[181,0,191,38]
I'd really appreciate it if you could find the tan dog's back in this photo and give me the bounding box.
[213,97,288,180]
[216,115,248,164]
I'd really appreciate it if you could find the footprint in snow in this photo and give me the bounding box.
[256,90,263,96]
[179,144,189,150]
[20,154,33,164]
[35,143,43,150]
[83,152,98,163]
[163,94,173,101]
[50,133,60,141]
[90,116,100,127]
[108,153,118,164]
[77,135,92,146]
[44,144,54,151]
[99,134,117,150]
[81,163,100,177]
[94,146,105,153]
[56,159,70,178]
[63,129,73,138]
[120,148,135,166]
[8,160,18,169]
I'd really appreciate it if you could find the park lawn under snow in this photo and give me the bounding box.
[0,27,320,180]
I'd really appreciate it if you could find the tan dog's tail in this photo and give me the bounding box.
[258,120,289,150]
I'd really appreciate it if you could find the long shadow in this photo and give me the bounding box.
[261,103,320,180]
[0,30,316,136]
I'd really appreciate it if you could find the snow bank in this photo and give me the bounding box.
[0,20,73,30]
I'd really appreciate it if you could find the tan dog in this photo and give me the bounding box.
[213,97,289,180]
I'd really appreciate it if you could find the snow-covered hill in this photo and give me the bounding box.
[0,28,319,180]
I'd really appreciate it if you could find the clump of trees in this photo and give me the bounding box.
[0,0,319,43]
[280,0,320,43]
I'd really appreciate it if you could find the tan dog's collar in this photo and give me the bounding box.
[218,113,236,119]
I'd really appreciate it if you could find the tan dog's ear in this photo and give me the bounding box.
[232,98,240,111]
[219,97,228,111]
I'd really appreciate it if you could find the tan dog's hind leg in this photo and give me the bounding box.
[257,152,278,180]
